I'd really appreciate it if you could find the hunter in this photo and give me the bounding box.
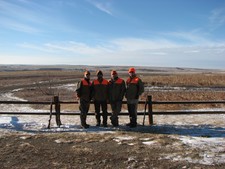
[91,70,109,127]
[108,70,126,127]
[76,70,92,128]
[125,67,144,128]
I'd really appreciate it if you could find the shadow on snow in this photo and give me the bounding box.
[0,116,225,137]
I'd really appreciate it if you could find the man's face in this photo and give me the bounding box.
[85,73,90,79]
[111,73,118,79]
[97,74,103,78]
[129,72,135,77]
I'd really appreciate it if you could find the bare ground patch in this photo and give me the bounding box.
[0,131,224,169]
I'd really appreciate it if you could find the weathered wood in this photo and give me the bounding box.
[152,100,225,104]
[54,96,62,127]
[1,96,225,127]
[148,95,153,125]
[153,111,225,115]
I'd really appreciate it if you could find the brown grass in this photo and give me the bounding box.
[141,73,225,87]
[1,70,225,111]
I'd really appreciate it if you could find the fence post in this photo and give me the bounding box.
[148,95,153,125]
[54,96,62,127]
[47,100,53,129]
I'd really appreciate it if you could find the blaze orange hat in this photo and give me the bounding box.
[128,67,135,73]
[111,70,117,75]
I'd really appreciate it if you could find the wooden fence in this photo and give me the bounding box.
[1,95,225,127]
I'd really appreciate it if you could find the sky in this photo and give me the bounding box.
[0,0,225,69]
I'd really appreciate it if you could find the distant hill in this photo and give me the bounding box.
[0,64,224,74]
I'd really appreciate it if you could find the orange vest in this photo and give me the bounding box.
[109,78,124,84]
[93,79,108,85]
[81,79,91,86]
[126,77,139,84]
[115,78,124,84]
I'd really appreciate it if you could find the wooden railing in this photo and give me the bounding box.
[1,95,225,127]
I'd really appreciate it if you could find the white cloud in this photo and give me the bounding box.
[0,1,42,33]
[209,8,225,30]
[0,0,60,34]
[13,30,225,68]
[0,18,41,33]
[184,50,199,53]
[87,0,114,16]
[19,43,51,52]
[162,31,213,45]
[111,38,179,51]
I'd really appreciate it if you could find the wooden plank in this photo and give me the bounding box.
[153,111,225,115]
[153,100,225,104]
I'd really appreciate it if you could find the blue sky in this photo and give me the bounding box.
[0,0,225,69]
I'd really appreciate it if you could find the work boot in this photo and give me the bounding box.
[129,123,137,128]
[96,119,101,126]
[103,112,108,126]
[102,123,108,127]
[110,116,115,126]
[126,123,131,126]
[114,116,119,127]
[130,117,137,128]
[126,116,133,126]
[111,116,119,127]
[80,124,90,129]
[83,114,90,128]
[80,114,86,128]
[113,120,119,127]
[80,114,90,129]
[95,114,101,126]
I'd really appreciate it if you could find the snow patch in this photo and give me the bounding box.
[113,136,135,142]
[0,93,27,101]
[161,135,225,165]
[142,140,157,145]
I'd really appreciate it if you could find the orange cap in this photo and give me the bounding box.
[111,70,117,75]
[128,67,135,73]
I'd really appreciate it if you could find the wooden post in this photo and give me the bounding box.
[54,96,62,127]
[47,101,53,129]
[148,95,153,125]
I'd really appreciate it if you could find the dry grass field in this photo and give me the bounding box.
[1,65,225,168]
[1,66,225,111]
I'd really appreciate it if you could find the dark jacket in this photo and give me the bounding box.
[125,76,144,100]
[108,77,126,102]
[91,78,109,101]
[76,78,92,101]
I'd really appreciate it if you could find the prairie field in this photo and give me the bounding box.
[1,66,225,111]
[0,66,225,168]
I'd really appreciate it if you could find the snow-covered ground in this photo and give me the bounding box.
[1,89,225,166]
